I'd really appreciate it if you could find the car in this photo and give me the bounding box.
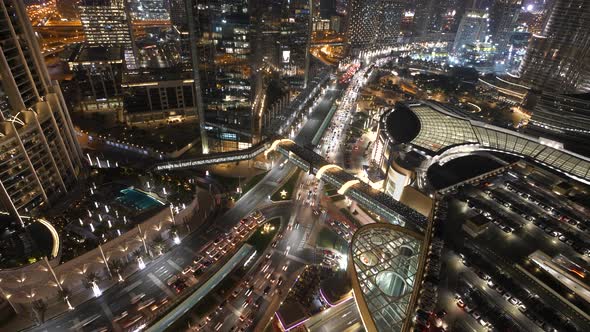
[502,293,512,301]
[277,277,284,286]
[242,297,252,308]
[263,285,272,295]
[475,270,489,281]
[265,252,272,259]
[284,245,291,256]
[456,299,465,308]
[130,293,146,304]
[137,298,155,311]
[271,240,278,248]
[214,322,223,331]
[509,297,520,305]
[113,311,128,322]
[245,286,254,297]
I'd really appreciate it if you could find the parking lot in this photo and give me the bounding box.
[431,165,590,332]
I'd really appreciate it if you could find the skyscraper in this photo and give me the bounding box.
[279,0,312,88]
[489,0,521,53]
[0,0,84,223]
[452,9,489,52]
[79,0,138,68]
[518,0,590,93]
[182,0,257,153]
[345,0,380,52]
[375,0,408,45]
[345,0,407,53]
[129,0,170,20]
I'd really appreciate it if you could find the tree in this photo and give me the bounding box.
[83,271,100,289]
[109,259,127,281]
[151,235,166,256]
[31,299,47,324]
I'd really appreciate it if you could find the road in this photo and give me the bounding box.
[27,81,341,332]
[304,298,362,332]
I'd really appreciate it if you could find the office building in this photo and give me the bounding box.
[413,0,464,36]
[68,45,125,113]
[122,70,196,124]
[279,0,312,88]
[345,0,380,51]
[79,0,138,69]
[346,0,407,52]
[129,0,170,20]
[489,0,521,53]
[320,0,336,19]
[518,0,590,94]
[375,0,408,45]
[0,0,84,223]
[452,9,489,52]
[528,92,590,137]
[181,0,257,153]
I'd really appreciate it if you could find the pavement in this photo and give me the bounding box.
[304,298,363,332]
[17,80,343,332]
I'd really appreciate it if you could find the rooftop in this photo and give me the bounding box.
[350,223,423,332]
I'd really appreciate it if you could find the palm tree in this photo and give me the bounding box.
[109,259,126,282]
[83,271,100,289]
[31,299,47,324]
[151,235,166,256]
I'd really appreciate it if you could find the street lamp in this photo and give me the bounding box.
[91,281,102,297]
[137,257,146,270]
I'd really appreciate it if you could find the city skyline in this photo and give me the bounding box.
[0,0,589,331]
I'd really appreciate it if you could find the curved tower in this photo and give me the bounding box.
[518,0,590,93]
[0,0,84,224]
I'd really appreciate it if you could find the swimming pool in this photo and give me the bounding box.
[116,188,165,211]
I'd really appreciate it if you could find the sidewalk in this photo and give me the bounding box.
[5,181,218,331]
[206,154,269,179]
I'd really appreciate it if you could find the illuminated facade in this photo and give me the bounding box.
[129,0,170,20]
[0,0,84,223]
[489,0,521,52]
[518,0,590,93]
[452,9,489,52]
[528,93,590,136]
[345,0,380,51]
[346,0,407,52]
[179,0,257,153]
[67,45,125,112]
[349,223,424,332]
[79,0,138,69]
[279,0,312,88]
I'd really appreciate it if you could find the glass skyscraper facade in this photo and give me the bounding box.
[518,0,590,93]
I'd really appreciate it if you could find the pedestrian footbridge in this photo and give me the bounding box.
[267,139,429,232]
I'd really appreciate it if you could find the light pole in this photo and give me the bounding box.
[98,245,112,278]
[0,280,18,314]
